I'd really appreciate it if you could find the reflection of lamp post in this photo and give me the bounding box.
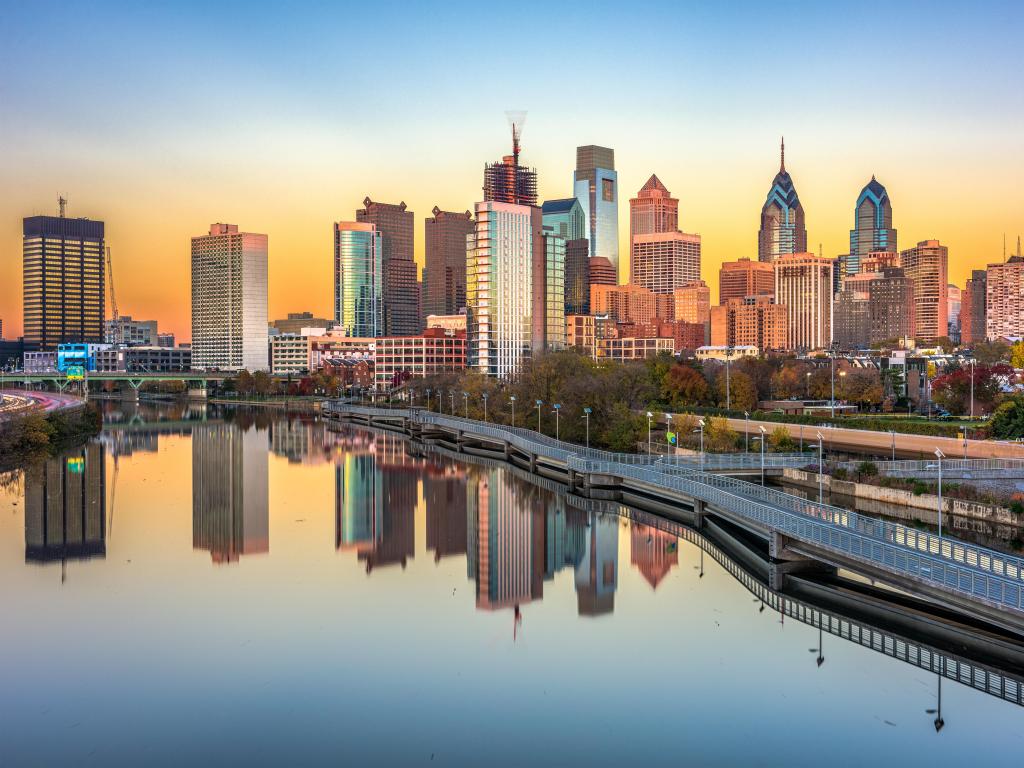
[744,411,750,453]
[647,411,654,454]
[816,431,825,504]
[536,399,543,433]
[926,447,946,538]
[583,407,592,448]
[552,403,561,440]
[510,395,516,427]
[927,659,945,733]
[809,623,825,667]
[482,392,489,422]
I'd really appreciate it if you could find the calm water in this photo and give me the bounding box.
[1,403,1022,766]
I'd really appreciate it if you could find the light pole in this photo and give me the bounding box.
[647,411,654,454]
[830,349,836,418]
[449,390,455,415]
[725,347,732,410]
[482,392,489,422]
[536,399,543,433]
[891,430,896,461]
[805,370,812,399]
[462,391,469,419]
[838,370,846,413]
[927,447,946,538]
[816,431,825,504]
[426,388,432,410]
[552,403,561,440]
[696,419,706,471]
[583,407,592,448]
[758,425,767,486]
[744,411,750,453]
[969,358,975,421]
[510,395,516,427]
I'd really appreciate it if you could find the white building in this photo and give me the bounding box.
[774,252,833,352]
[695,345,759,362]
[191,223,268,371]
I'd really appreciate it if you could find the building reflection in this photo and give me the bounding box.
[425,464,468,562]
[576,513,619,616]
[192,423,269,564]
[630,523,679,589]
[271,418,330,465]
[24,443,106,563]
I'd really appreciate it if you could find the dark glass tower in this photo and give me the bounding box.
[847,176,896,276]
[757,139,807,263]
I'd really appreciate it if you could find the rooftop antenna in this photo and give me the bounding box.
[1018,235,1022,259]
[1004,233,1007,262]
[780,136,785,172]
[58,196,67,218]
[505,110,527,167]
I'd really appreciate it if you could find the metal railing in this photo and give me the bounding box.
[858,458,1024,474]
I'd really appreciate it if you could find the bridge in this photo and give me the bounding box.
[5,371,231,395]
[325,402,1024,637]
[845,458,1024,481]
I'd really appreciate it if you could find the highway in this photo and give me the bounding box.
[0,389,85,419]
[727,416,1024,460]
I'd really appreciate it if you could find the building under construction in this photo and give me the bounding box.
[482,118,537,206]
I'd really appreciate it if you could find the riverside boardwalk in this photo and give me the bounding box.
[325,402,1024,637]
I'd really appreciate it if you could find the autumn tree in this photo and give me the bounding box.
[704,416,738,452]
[715,369,757,412]
[771,361,812,398]
[663,364,709,408]
[768,425,796,452]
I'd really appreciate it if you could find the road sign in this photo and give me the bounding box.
[66,365,85,381]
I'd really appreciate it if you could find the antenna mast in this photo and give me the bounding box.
[58,196,67,218]
[106,247,120,346]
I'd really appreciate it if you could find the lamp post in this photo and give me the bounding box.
[462,391,469,419]
[744,411,750,453]
[449,390,455,415]
[482,392,489,422]
[725,347,732,410]
[426,388,432,411]
[838,370,846,413]
[927,447,946,538]
[969,358,975,421]
[830,348,836,418]
[647,411,654,454]
[536,399,543,433]
[583,407,592,448]
[552,403,561,440]
[696,419,706,471]
[805,370,811,399]
[816,431,825,504]
[510,395,516,427]
[891,430,896,461]
[758,425,767,486]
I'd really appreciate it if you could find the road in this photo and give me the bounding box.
[726,416,1024,460]
[0,389,85,419]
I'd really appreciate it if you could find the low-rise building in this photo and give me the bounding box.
[425,314,467,332]
[270,334,314,374]
[374,328,466,389]
[695,345,759,362]
[322,357,374,390]
[105,315,159,346]
[596,336,674,361]
[270,311,333,335]
[157,332,175,348]
[95,346,192,373]
[24,351,57,373]
[566,315,596,357]
[309,334,376,371]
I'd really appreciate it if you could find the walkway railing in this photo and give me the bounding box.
[853,458,1024,475]
[327,402,1024,616]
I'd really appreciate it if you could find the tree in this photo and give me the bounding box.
[973,340,1011,365]
[663,364,709,408]
[990,395,1024,439]
[807,368,832,400]
[771,361,812,398]
[600,402,644,452]
[735,357,777,401]
[253,370,273,396]
[235,369,255,395]
[669,413,699,449]
[704,416,738,452]
[715,369,757,412]
[932,363,1012,415]
[768,425,796,452]
[839,368,884,409]
[1011,341,1024,369]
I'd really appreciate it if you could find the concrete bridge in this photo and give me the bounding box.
[325,402,1024,638]
[849,458,1024,482]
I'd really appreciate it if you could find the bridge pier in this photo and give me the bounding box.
[188,386,208,400]
[693,499,706,530]
[768,532,836,591]
[529,453,537,473]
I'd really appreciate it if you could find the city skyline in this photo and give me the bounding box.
[2,3,1022,342]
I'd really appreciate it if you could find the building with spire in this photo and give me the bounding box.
[846,176,896,278]
[630,175,678,236]
[574,145,619,276]
[758,138,807,263]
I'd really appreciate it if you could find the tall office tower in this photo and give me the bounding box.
[423,207,475,321]
[466,201,542,377]
[191,223,268,371]
[192,423,269,564]
[900,240,949,343]
[758,139,807,263]
[334,221,383,338]
[541,197,587,240]
[985,252,1024,341]
[718,258,775,303]
[961,269,987,344]
[542,198,589,314]
[832,272,876,350]
[774,253,833,351]
[533,230,566,352]
[356,198,420,335]
[947,284,962,342]
[574,145,619,275]
[673,280,710,324]
[868,267,916,345]
[24,444,106,563]
[483,122,537,206]
[630,232,701,294]
[588,256,617,288]
[630,174,678,236]
[709,296,788,352]
[846,176,897,277]
[23,208,105,350]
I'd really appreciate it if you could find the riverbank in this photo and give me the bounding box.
[209,396,324,411]
[0,403,102,471]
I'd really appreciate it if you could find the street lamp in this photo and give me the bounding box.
[552,403,561,440]
[805,370,812,399]
[926,447,946,538]
[583,407,592,448]
[426,388,432,411]
[969,358,975,421]
[757,425,767,486]
[696,419,706,471]
[536,399,543,433]
[482,392,489,422]
[449,390,455,415]
[510,395,517,427]
[838,370,847,410]
[725,347,732,410]
[646,411,654,454]
[744,411,750,453]
[462,391,469,419]
[830,348,837,418]
[815,431,825,504]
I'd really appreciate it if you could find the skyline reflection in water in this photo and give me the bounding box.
[1,405,1022,766]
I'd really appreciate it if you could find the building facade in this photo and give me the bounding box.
[961,269,987,344]
[423,207,475,321]
[709,296,788,353]
[588,256,617,289]
[719,258,775,303]
[269,334,314,374]
[672,280,711,325]
[774,252,833,351]
[986,255,1024,341]
[95,346,192,373]
[373,328,466,389]
[630,174,678,237]
[334,222,383,339]
[758,140,807,263]
[846,176,896,277]
[191,223,268,371]
[533,231,566,352]
[900,240,949,343]
[868,267,915,345]
[832,275,873,350]
[104,315,158,346]
[564,238,590,315]
[23,213,105,350]
[270,311,332,335]
[630,232,702,294]
[590,284,659,325]
[574,145,619,276]
[356,198,420,336]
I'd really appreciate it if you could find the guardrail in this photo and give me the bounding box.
[857,458,1024,474]
[327,401,1024,616]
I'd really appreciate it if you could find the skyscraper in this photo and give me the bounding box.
[630,174,678,236]
[985,251,1024,341]
[542,198,589,314]
[534,229,566,352]
[482,122,537,207]
[23,208,105,350]
[947,283,962,342]
[356,198,421,336]
[832,272,875,350]
[758,139,807,263]
[961,269,987,344]
[574,145,619,275]
[719,258,775,303]
[774,252,833,351]
[847,176,896,277]
[900,240,949,343]
[629,175,701,293]
[868,267,916,345]
[334,221,383,338]
[466,201,541,377]
[423,207,475,321]
[588,256,617,288]
[190,223,268,371]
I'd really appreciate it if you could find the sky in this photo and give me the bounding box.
[1,0,1022,342]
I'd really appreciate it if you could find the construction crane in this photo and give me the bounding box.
[106,246,120,346]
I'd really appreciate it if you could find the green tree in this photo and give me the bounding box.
[704,416,738,452]
[600,402,644,452]
[235,369,255,395]
[715,369,757,412]
[990,395,1024,439]
[1011,341,1024,369]
[768,424,796,452]
[973,340,1011,365]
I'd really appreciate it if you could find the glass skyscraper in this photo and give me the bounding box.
[847,176,896,277]
[334,222,382,338]
[574,145,619,277]
[757,139,807,263]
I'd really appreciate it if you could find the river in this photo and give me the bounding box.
[1,402,1021,766]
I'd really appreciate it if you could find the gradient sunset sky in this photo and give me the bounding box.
[2,1,1022,341]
